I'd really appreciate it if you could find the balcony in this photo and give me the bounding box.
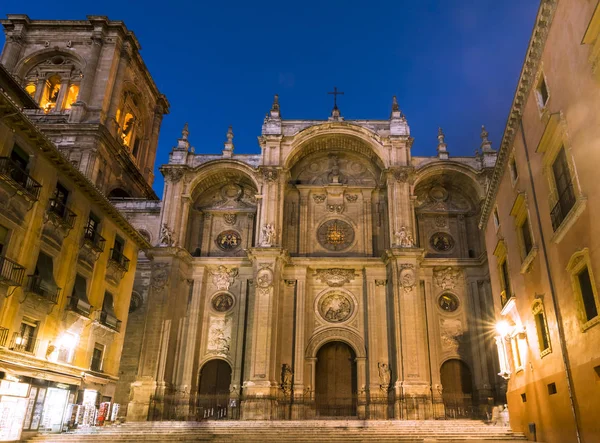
[47,198,76,229]
[109,249,130,272]
[0,256,25,287]
[25,275,60,305]
[0,327,8,347]
[97,310,121,332]
[500,290,516,315]
[83,226,106,253]
[550,182,576,232]
[0,157,42,201]
[67,296,91,317]
[8,332,38,354]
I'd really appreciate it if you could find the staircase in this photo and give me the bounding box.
[27,420,527,442]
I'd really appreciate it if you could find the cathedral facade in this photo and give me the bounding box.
[117,98,500,420]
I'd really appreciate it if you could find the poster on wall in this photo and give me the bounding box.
[29,387,46,430]
[22,387,38,430]
[0,396,28,441]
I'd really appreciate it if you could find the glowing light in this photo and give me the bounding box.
[496,320,513,337]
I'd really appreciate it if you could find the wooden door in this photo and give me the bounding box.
[315,341,357,417]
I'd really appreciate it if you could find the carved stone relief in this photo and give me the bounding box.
[440,318,463,351]
[211,293,235,313]
[314,268,356,287]
[207,316,232,356]
[317,291,354,323]
[256,265,274,296]
[433,266,462,290]
[210,265,238,290]
[399,264,416,293]
[223,213,237,225]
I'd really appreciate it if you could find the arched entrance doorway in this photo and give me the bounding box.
[197,359,232,419]
[440,359,473,417]
[315,341,357,417]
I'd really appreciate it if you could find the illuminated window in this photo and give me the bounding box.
[39,75,61,113]
[24,83,36,98]
[532,300,551,357]
[63,84,79,110]
[567,248,600,330]
[493,240,513,309]
[121,112,135,146]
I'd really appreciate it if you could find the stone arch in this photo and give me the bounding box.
[13,48,87,80]
[107,187,132,198]
[187,160,260,199]
[413,161,484,203]
[284,122,388,171]
[305,327,366,359]
[197,358,233,396]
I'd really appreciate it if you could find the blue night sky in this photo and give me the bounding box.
[1,1,539,196]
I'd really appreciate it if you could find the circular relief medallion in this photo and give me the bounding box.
[216,230,242,251]
[212,293,234,312]
[430,232,455,252]
[318,292,354,323]
[316,219,355,251]
[256,268,274,289]
[438,293,459,312]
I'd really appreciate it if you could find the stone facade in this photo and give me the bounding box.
[118,95,500,420]
[481,1,600,442]
[0,15,169,199]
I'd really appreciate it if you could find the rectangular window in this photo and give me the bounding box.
[511,336,522,370]
[578,267,599,322]
[10,144,29,170]
[113,235,125,254]
[509,157,519,183]
[86,212,100,233]
[501,260,511,295]
[18,320,37,353]
[535,311,550,353]
[538,76,549,108]
[547,382,557,395]
[90,343,104,372]
[521,217,533,257]
[49,182,69,218]
[551,148,576,230]
[521,393,527,403]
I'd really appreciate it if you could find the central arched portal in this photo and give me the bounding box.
[197,359,232,418]
[315,341,357,417]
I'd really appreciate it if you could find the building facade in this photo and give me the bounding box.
[116,98,501,421]
[481,1,600,442]
[0,15,168,440]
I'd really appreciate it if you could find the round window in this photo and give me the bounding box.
[211,293,235,312]
[430,232,455,252]
[216,230,242,251]
[316,219,355,251]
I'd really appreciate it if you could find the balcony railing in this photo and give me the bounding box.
[0,256,25,287]
[109,248,130,272]
[26,275,60,304]
[9,332,38,354]
[83,226,106,252]
[0,327,8,347]
[550,182,577,231]
[48,198,77,229]
[0,157,42,200]
[98,310,121,332]
[68,296,91,317]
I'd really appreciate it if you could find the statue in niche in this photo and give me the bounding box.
[393,226,414,248]
[260,223,276,247]
[281,364,293,394]
[378,362,392,392]
[159,223,175,246]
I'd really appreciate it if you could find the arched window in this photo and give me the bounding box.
[64,84,79,110]
[40,74,62,113]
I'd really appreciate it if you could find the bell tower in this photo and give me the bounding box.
[0,14,169,199]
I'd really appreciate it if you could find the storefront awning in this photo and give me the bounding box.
[0,362,82,387]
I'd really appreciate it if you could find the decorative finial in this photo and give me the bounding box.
[223,125,234,156]
[437,127,448,159]
[182,122,189,140]
[272,94,280,112]
[480,125,489,142]
[480,124,493,152]
[392,96,399,112]
[227,125,234,143]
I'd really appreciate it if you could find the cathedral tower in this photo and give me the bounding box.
[0,15,169,199]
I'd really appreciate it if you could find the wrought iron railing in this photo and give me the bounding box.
[0,157,42,200]
[48,198,77,228]
[0,327,8,347]
[26,275,60,304]
[109,248,130,272]
[68,295,91,317]
[9,332,38,354]
[0,256,25,287]
[98,310,121,332]
[83,226,106,252]
[550,181,576,231]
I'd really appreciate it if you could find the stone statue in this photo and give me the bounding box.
[281,363,293,394]
[378,362,391,392]
[159,223,174,246]
[393,226,414,248]
[260,223,276,247]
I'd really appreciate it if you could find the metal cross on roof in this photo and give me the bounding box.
[328,87,344,109]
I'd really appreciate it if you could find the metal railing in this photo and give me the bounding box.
[109,248,130,272]
[0,157,42,200]
[550,181,576,231]
[146,392,483,422]
[0,256,25,287]
[0,327,8,347]
[26,275,60,304]
[9,332,38,354]
[98,310,121,332]
[47,198,77,228]
[83,226,106,252]
[68,296,91,317]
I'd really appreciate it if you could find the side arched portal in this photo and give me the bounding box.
[315,341,357,417]
[440,359,473,417]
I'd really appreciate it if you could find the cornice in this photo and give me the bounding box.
[479,0,558,229]
[0,90,151,250]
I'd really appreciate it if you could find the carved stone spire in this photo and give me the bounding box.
[480,125,493,152]
[392,96,399,112]
[223,125,234,157]
[182,122,189,140]
[270,94,280,117]
[174,122,190,151]
[437,127,449,159]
